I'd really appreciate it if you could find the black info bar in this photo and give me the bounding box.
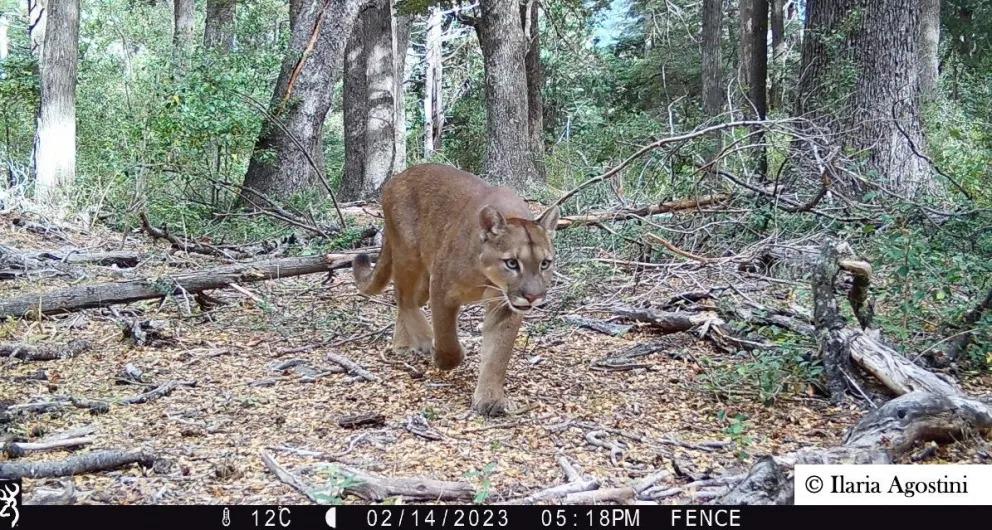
[6,504,992,530]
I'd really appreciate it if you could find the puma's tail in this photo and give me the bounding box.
[353,239,392,295]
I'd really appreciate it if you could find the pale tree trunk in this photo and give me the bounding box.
[522,0,544,178]
[917,0,940,100]
[341,0,404,200]
[173,0,196,53]
[28,0,47,58]
[475,0,540,188]
[769,0,785,110]
[362,0,396,196]
[204,0,236,52]
[799,0,935,197]
[392,8,411,173]
[701,0,723,117]
[33,0,79,203]
[423,6,443,158]
[0,14,10,60]
[241,0,366,202]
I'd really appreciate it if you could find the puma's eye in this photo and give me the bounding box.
[504,258,519,270]
[540,259,553,270]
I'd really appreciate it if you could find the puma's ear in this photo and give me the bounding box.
[479,205,507,237]
[537,205,560,238]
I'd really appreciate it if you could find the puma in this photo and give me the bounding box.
[352,164,559,416]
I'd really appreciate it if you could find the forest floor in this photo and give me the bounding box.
[1,210,989,505]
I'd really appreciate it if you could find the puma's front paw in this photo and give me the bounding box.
[472,392,509,417]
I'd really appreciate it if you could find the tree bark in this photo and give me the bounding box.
[769,0,785,110]
[798,0,936,197]
[422,6,443,158]
[475,0,540,189]
[172,0,196,52]
[522,0,545,178]
[342,6,369,200]
[739,0,768,174]
[917,0,940,100]
[240,0,366,202]
[341,0,404,201]
[701,0,723,117]
[392,7,411,173]
[204,0,237,52]
[32,0,79,203]
[361,0,397,197]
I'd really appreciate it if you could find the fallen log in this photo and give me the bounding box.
[0,250,377,318]
[719,240,992,505]
[0,450,156,479]
[3,436,94,458]
[333,463,476,502]
[0,339,90,361]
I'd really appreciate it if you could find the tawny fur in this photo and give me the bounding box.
[353,164,559,416]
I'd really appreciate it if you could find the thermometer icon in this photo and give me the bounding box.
[222,507,231,527]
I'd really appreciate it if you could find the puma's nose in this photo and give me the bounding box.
[523,293,543,305]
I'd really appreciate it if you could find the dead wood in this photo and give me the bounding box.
[562,486,636,504]
[120,380,195,404]
[556,193,731,230]
[1,244,139,271]
[512,457,600,504]
[0,450,156,479]
[3,436,94,458]
[337,413,386,429]
[140,212,291,260]
[614,305,763,351]
[260,451,320,502]
[0,251,375,318]
[719,240,992,505]
[0,339,90,361]
[4,397,109,416]
[330,463,475,502]
[564,315,631,336]
[325,352,377,381]
[843,391,992,454]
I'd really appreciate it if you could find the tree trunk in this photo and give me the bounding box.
[522,0,545,178]
[917,0,940,100]
[422,6,443,158]
[342,7,369,200]
[392,8,411,173]
[341,0,403,201]
[173,0,196,52]
[32,0,79,203]
[28,0,47,58]
[739,0,768,120]
[475,0,540,188]
[0,14,10,60]
[739,0,768,175]
[361,0,397,197]
[769,0,785,110]
[701,0,723,117]
[240,0,366,202]
[204,0,236,52]
[798,0,935,197]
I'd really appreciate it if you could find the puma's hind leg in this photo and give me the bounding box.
[391,262,434,357]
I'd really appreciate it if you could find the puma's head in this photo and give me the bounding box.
[478,204,560,314]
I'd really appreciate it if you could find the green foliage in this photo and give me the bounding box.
[464,462,498,504]
[312,464,364,505]
[717,411,753,461]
